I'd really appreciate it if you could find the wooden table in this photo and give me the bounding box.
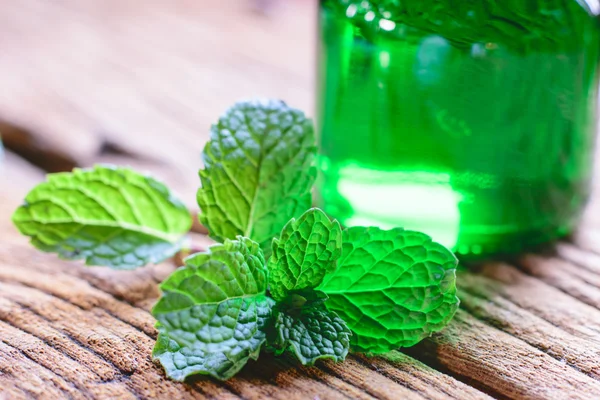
[1,1,600,399]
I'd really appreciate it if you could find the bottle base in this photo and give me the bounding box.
[317,163,583,259]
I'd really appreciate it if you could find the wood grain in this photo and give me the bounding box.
[0,178,491,398]
[1,0,600,399]
[0,151,494,399]
[0,0,315,185]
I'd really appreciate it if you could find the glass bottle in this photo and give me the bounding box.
[317,0,600,256]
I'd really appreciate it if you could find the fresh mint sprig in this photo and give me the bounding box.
[12,99,459,382]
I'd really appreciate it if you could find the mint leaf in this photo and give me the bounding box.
[12,165,192,269]
[318,227,459,353]
[152,237,274,381]
[278,289,329,310]
[268,208,342,301]
[270,302,351,365]
[197,99,317,254]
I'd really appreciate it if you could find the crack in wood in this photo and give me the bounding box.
[318,356,424,400]
[0,120,81,173]
[458,290,600,381]
[0,339,82,398]
[350,353,492,400]
[0,301,117,383]
[0,273,157,342]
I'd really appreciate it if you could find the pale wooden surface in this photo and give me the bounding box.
[0,0,315,209]
[1,1,600,399]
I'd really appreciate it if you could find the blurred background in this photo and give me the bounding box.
[0,0,315,211]
[2,0,600,250]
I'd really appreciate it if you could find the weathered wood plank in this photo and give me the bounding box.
[415,310,600,400]
[2,0,600,399]
[473,263,600,342]
[0,0,315,179]
[0,239,494,399]
[226,355,377,400]
[459,276,600,379]
[0,340,83,399]
[0,278,204,399]
[557,243,600,276]
[318,356,424,399]
[0,151,45,198]
[518,253,600,309]
[3,180,600,399]
[0,151,491,399]
[0,151,46,248]
[4,141,600,399]
[356,352,491,400]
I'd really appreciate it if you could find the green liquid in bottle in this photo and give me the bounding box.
[317,0,600,256]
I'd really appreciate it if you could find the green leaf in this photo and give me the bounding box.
[12,165,192,269]
[277,289,329,310]
[318,227,459,353]
[270,302,351,365]
[268,208,342,301]
[152,237,274,381]
[197,99,317,254]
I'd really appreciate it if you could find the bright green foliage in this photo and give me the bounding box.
[12,165,192,269]
[197,100,317,254]
[318,227,459,353]
[270,302,351,365]
[12,97,462,382]
[277,289,329,310]
[268,208,342,301]
[152,237,274,381]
